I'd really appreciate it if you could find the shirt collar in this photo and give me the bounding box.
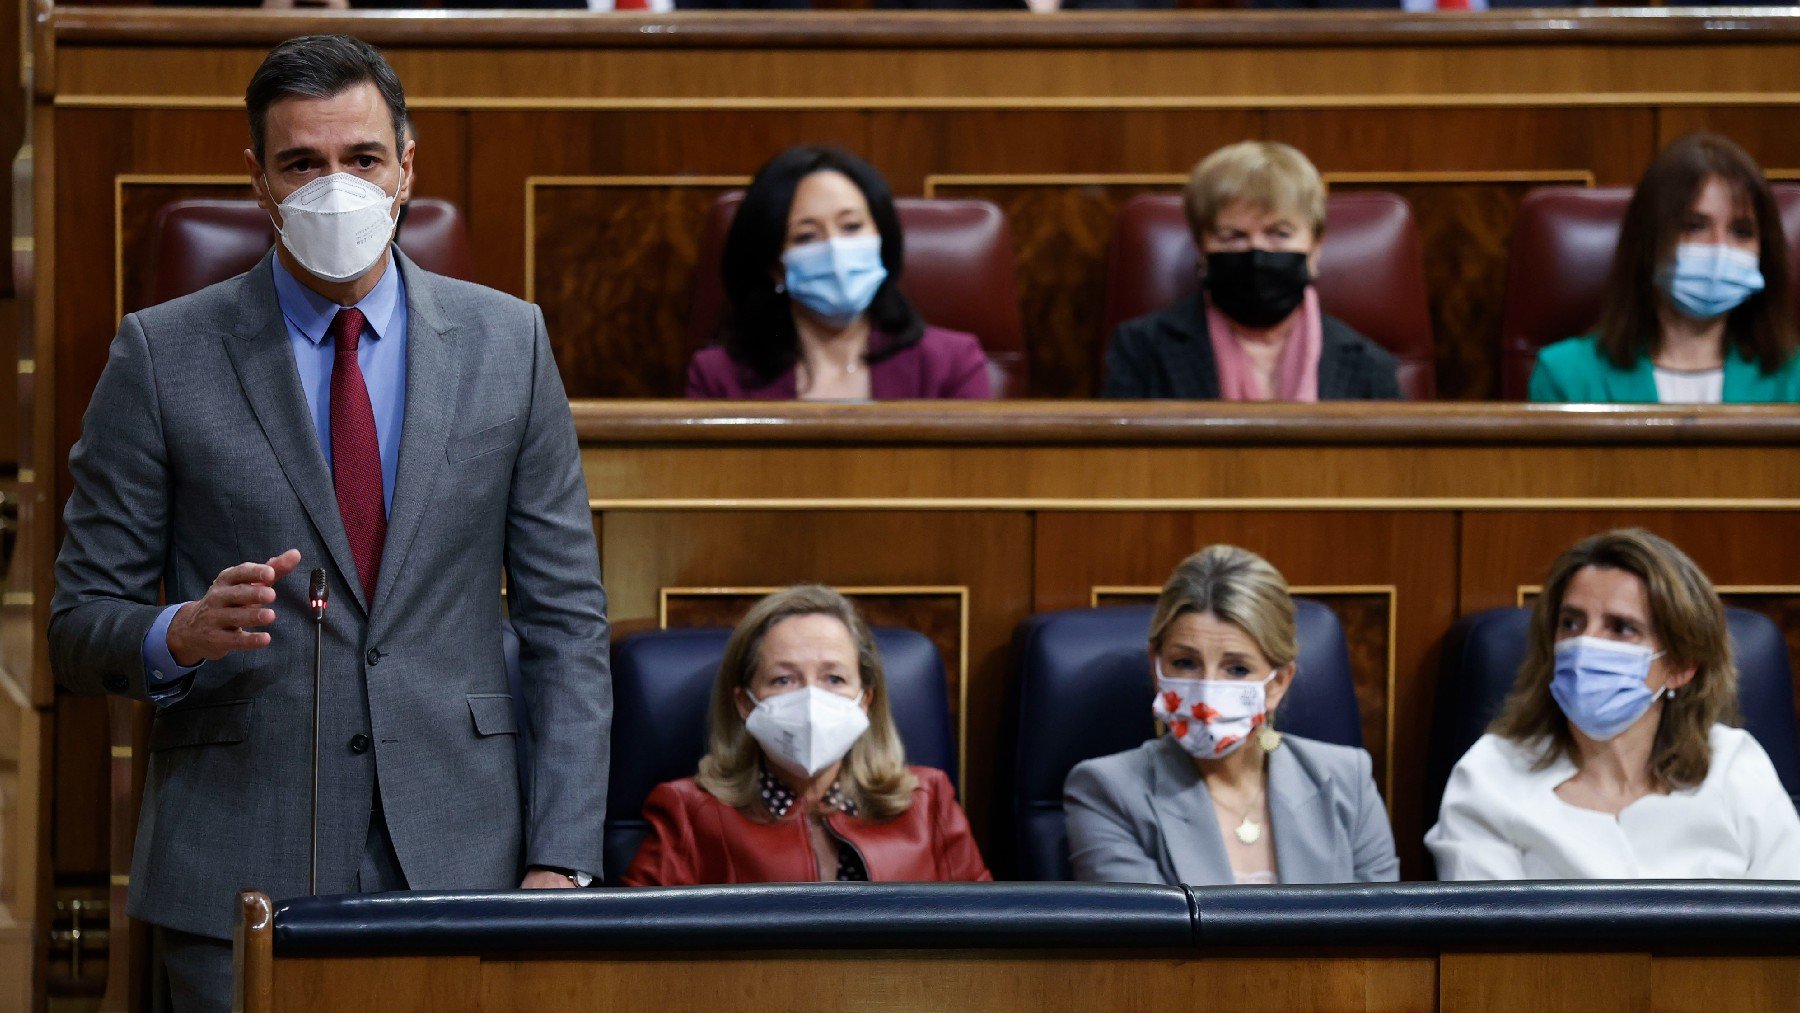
[756,762,856,820]
[271,252,405,348]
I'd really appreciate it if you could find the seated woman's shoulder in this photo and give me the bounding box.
[918,325,983,353]
[1067,739,1165,787]
[1536,334,1606,368]
[1324,315,1397,362]
[646,776,715,809]
[1706,723,1766,763]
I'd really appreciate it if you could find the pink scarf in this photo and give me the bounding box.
[1205,287,1324,402]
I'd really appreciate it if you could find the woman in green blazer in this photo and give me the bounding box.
[1530,132,1800,404]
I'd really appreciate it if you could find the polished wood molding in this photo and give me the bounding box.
[570,401,1800,446]
[48,8,1800,49]
[234,890,274,1013]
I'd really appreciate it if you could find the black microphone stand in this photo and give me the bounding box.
[309,568,329,895]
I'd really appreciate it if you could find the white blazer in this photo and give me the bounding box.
[1427,725,1800,880]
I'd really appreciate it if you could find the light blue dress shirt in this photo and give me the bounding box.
[141,253,410,699]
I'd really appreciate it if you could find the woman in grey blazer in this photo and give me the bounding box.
[1063,545,1399,886]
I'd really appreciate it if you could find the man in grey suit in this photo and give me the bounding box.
[49,35,610,1011]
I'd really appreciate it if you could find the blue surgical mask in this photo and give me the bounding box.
[1549,635,1670,742]
[781,235,888,328]
[1659,243,1765,320]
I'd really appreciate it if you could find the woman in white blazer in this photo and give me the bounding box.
[1427,528,1800,880]
[1064,545,1399,886]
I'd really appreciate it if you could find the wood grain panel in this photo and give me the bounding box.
[601,511,1033,850]
[662,587,967,755]
[271,955,481,1013]
[1092,587,1393,785]
[1034,511,1456,878]
[927,178,1177,398]
[468,109,867,302]
[1650,955,1800,1013]
[529,181,738,398]
[1333,179,1582,401]
[1440,952,1651,1013]
[477,952,1436,1013]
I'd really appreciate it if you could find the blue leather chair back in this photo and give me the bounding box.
[604,626,957,884]
[1010,601,1363,882]
[1425,606,1800,832]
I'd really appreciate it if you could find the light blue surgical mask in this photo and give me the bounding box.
[1549,635,1670,742]
[781,235,887,328]
[1659,243,1765,320]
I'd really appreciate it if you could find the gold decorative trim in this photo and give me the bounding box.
[1089,583,1399,811]
[590,497,1800,512]
[109,875,129,887]
[521,175,751,305]
[10,236,30,253]
[53,93,1800,113]
[16,359,33,374]
[1,591,33,606]
[926,169,1594,198]
[15,469,32,484]
[110,746,130,759]
[112,173,248,323]
[658,584,971,789]
[1515,582,1800,607]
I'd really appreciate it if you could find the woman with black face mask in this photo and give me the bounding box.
[1102,142,1401,401]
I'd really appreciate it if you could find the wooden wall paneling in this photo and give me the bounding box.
[1653,107,1800,171]
[1459,511,1800,615]
[1269,107,1658,400]
[467,109,869,301]
[599,509,1033,850]
[476,952,1436,1013]
[271,955,481,1013]
[1440,951,1652,1013]
[527,177,745,398]
[1032,510,1458,878]
[1649,954,1800,1013]
[1328,175,1590,401]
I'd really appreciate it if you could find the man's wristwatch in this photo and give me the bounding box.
[537,865,593,887]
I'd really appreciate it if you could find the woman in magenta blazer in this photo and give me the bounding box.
[686,146,993,401]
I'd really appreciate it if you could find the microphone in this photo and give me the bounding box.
[309,568,327,895]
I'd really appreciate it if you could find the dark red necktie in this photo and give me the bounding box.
[329,308,386,604]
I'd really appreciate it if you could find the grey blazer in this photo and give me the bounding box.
[1064,734,1399,886]
[50,251,612,939]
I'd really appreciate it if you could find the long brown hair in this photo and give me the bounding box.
[1597,131,1797,374]
[1491,528,1738,790]
[694,585,918,820]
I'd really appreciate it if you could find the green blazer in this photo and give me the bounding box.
[1528,334,1800,403]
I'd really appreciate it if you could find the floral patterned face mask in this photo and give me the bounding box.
[1152,660,1277,760]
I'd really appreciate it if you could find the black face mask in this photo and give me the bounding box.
[1202,250,1312,329]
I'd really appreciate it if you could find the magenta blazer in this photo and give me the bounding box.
[685,326,994,400]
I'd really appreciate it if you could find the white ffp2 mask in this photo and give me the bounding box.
[744,685,870,778]
[269,172,400,283]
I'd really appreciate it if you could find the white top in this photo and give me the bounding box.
[1653,365,1725,404]
[1232,870,1278,886]
[1427,725,1800,880]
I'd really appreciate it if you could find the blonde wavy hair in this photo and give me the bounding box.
[1492,528,1738,790]
[1149,545,1299,729]
[695,585,918,820]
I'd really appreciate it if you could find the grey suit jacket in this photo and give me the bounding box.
[49,250,611,939]
[1101,293,1402,400]
[1064,734,1399,886]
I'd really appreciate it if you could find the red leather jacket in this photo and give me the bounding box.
[621,766,992,886]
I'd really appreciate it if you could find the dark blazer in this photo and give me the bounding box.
[1101,292,1401,400]
[686,326,993,400]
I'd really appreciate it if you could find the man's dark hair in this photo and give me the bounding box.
[245,35,410,164]
[718,145,924,384]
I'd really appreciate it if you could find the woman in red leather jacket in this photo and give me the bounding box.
[621,585,991,885]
